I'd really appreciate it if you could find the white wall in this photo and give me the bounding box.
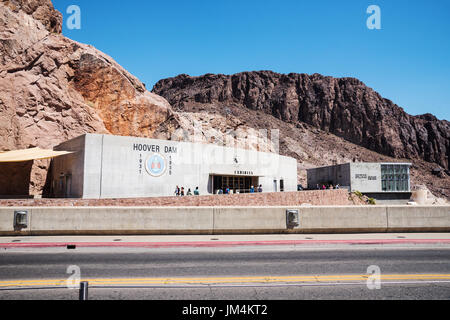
[64,134,298,199]
[350,163,382,193]
[51,135,86,198]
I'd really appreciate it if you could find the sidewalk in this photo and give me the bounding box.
[1,233,450,249]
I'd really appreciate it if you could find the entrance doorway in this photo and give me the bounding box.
[211,175,259,194]
[54,173,72,198]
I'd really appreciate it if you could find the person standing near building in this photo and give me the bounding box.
[258,185,263,193]
[187,188,192,196]
[180,187,185,196]
[194,187,199,195]
[174,185,180,196]
[250,186,255,193]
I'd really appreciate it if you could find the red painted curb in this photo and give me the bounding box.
[2,239,450,249]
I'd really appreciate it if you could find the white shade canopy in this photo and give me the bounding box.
[0,147,73,163]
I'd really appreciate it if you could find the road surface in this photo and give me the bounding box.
[1,236,450,300]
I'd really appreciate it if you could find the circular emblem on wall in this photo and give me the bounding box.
[145,153,167,177]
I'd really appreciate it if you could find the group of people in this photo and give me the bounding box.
[174,186,200,196]
[175,185,265,196]
[252,185,263,193]
[217,185,263,195]
[316,184,340,190]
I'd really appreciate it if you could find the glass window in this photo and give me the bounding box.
[382,164,409,192]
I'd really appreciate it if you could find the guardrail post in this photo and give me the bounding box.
[79,281,89,300]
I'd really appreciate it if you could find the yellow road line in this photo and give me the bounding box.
[1,274,450,288]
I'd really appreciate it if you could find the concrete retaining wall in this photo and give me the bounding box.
[29,207,214,235]
[0,206,449,236]
[213,207,287,233]
[297,206,388,233]
[387,206,450,232]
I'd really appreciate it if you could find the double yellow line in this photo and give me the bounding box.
[1,274,450,288]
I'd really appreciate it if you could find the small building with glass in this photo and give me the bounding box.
[307,162,412,202]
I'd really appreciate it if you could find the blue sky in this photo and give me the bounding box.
[53,0,450,120]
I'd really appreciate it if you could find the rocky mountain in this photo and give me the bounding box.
[153,72,450,200]
[153,72,449,171]
[0,0,180,194]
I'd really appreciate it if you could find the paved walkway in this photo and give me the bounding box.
[1,233,450,248]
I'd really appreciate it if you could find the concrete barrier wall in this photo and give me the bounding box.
[30,207,215,235]
[213,207,287,233]
[0,206,449,235]
[387,206,450,232]
[297,206,388,233]
[0,207,33,235]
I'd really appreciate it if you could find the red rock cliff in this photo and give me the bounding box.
[0,0,178,195]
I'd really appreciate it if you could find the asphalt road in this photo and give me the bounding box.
[1,244,450,300]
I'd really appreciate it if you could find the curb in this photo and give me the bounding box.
[2,239,450,249]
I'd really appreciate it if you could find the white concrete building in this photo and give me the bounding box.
[50,134,298,199]
[307,162,412,203]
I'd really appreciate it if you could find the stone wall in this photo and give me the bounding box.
[0,190,364,207]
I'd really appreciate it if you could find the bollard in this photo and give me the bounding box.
[79,281,89,300]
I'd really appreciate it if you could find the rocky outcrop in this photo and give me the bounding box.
[153,71,450,170]
[0,0,179,195]
[1,0,62,34]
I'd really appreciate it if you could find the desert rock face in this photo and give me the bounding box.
[1,0,62,34]
[153,71,450,171]
[153,72,450,200]
[0,0,178,195]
